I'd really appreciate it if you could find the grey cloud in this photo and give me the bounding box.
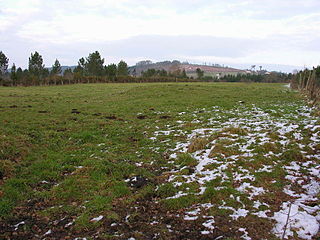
[1,0,320,70]
[212,0,320,20]
[1,33,319,70]
[100,35,259,58]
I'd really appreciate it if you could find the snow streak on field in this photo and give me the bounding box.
[151,103,320,239]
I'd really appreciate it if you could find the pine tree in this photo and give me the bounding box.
[16,67,23,85]
[74,57,86,76]
[0,51,9,75]
[117,60,128,76]
[10,63,17,86]
[85,51,104,76]
[51,59,62,76]
[105,64,117,78]
[28,51,45,78]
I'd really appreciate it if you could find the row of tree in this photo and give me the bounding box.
[291,66,320,104]
[219,72,292,83]
[0,51,131,86]
[0,50,293,86]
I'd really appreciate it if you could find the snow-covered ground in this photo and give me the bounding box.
[151,103,320,239]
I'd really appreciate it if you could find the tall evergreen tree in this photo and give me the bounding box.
[159,69,168,77]
[16,67,23,85]
[10,63,17,85]
[63,68,73,84]
[117,60,128,76]
[43,68,50,78]
[85,51,104,76]
[28,51,45,78]
[63,68,73,77]
[0,51,9,75]
[105,64,117,78]
[51,59,62,76]
[74,57,86,75]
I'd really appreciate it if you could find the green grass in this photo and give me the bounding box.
[0,82,303,238]
[162,194,197,210]
[175,153,198,167]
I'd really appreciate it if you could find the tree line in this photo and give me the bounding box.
[0,51,197,86]
[0,50,292,86]
[218,72,292,83]
[291,66,320,104]
[0,51,140,86]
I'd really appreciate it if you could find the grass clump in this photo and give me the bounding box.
[223,126,248,136]
[175,153,198,167]
[84,195,112,213]
[253,142,281,154]
[187,137,209,153]
[109,182,130,198]
[162,194,197,210]
[209,142,239,158]
[281,148,304,162]
[201,186,241,204]
[156,183,178,198]
[0,160,15,179]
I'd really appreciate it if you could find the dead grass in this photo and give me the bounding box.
[261,142,281,154]
[209,142,239,158]
[187,137,209,153]
[223,126,248,136]
[268,131,280,141]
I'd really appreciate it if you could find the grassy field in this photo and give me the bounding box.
[0,82,319,239]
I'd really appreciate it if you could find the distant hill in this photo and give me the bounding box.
[129,60,247,77]
[46,66,76,73]
[45,62,250,77]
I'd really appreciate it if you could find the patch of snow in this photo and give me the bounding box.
[90,215,103,222]
[151,103,320,238]
[44,229,52,236]
[184,215,198,220]
[273,202,319,239]
[65,221,73,227]
[14,221,25,230]
[202,218,215,229]
[239,228,251,240]
[230,208,249,220]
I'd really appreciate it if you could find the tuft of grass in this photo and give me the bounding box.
[84,195,112,213]
[253,142,281,154]
[0,160,15,179]
[0,178,29,217]
[156,183,178,198]
[209,142,239,158]
[223,126,248,136]
[162,194,197,210]
[208,207,233,217]
[267,131,281,141]
[187,137,209,153]
[281,148,304,162]
[201,186,241,204]
[110,182,130,198]
[175,153,198,167]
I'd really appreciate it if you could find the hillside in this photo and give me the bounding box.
[129,61,247,77]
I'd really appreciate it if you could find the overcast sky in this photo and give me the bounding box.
[1,0,320,72]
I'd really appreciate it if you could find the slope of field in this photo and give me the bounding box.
[0,83,319,239]
[130,62,246,76]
